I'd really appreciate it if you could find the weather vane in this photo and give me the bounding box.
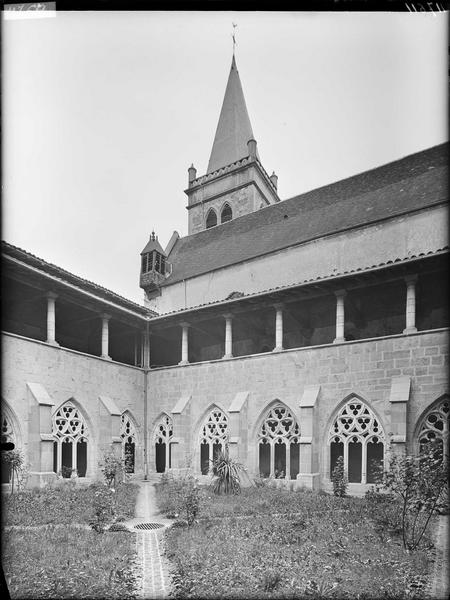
[232,22,237,55]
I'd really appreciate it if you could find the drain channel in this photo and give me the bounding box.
[134,522,165,530]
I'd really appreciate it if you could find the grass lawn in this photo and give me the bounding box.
[2,481,140,599]
[2,526,137,599]
[156,482,436,599]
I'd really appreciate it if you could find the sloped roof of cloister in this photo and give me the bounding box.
[166,142,448,287]
[2,241,154,318]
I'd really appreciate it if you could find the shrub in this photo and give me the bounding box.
[99,450,124,488]
[210,447,243,495]
[377,442,447,550]
[331,456,347,497]
[89,484,116,533]
[1,449,28,493]
[182,478,200,526]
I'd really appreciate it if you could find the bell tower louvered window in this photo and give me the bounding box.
[206,209,218,229]
[220,203,232,223]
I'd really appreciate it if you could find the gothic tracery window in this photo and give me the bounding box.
[52,402,88,477]
[258,404,300,479]
[418,397,449,463]
[154,414,173,473]
[121,412,137,474]
[329,399,385,484]
[199,408,228,474]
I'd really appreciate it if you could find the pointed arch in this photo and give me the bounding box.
[414,394,449,463]
[152,412,173,473]
[198,405,229,475]
[120,410,138,474]
[1,400,22,448]
[220,203,233,224]
[205,208,217,229]
[327,394,385,485]
[255,400,301,480]
[1,401,22,484]
[52,399,90,478]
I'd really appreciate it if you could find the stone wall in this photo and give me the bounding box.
[146,328,448,491]
[2,332,145,484]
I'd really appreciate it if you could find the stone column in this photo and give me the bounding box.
[223,314,233,359]
[273,303,284,352]
[46,292,59,346]
[179,322,190,365]
[101,313,111,360]
[333,290,346,343]
[403,275,418,334]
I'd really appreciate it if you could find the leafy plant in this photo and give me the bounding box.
[182,477,200,526]
[376,442,447,550]
[99,450,124,488]
[1,449,27,493]
[331,456,347,497]
[210,447,243,495]
[89,484,116,532]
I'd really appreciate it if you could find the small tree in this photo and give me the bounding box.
[100,450,124,488]
[210,446,243,495]
[1,449,27,494]
[331,456,347,497]
[378,442,447,551]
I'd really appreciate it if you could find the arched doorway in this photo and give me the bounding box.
[1,413,16,484]
[328,398,385,484]
[199,408,228,475]
[257,404,300,479]
[154,414,173,473]
[52,402,88,477]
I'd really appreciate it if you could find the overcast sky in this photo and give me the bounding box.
[2,11,448,304]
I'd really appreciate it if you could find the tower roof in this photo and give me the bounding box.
[140,231,166,256]
[207,56,259,174]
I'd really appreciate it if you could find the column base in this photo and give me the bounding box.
[272,346,284,352]
[403,327,417,335]
[295,472,321,490]
[333,337,345,344]
[46,340,60,347]
[178,360,189,366]
[101,355,112,361]
[222,354,233,359]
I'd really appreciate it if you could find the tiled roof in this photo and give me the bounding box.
[153,246,449,320]
[2,241,154,317]
[165,143,448,287]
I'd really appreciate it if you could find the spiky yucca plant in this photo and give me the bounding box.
[210,447,243,495]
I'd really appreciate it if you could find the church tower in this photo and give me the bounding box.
[185,55,279,235]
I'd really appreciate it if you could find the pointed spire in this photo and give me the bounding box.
[207,56,259,174]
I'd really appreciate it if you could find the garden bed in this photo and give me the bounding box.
[2,481,140,599]
[156,481,436,599]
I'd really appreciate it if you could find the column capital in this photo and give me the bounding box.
[404,274,418,285]
[46,291,58,300]
[222,313,234,321]
[179,321,190,329]
[334,289,347,299]
[100,313,111,321]
[273,302,284,310]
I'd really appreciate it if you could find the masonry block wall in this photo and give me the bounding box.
[2,333,145,480]
[147,329,448,489]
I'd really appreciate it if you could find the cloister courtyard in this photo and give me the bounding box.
[2,467,449,600]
